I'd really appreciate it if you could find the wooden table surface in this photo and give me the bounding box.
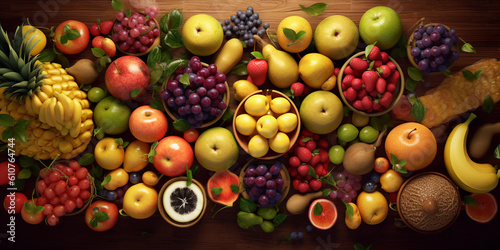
[1,0,499,249]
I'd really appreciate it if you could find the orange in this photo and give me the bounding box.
[385,122,437,171]
[276,16,313,53]
[142,171,159,186]
[465,193,498,223]
[308,198,338,230]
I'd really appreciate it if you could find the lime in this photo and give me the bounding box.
[328,145,345,165]
[352,112,370,127]
[88,87,107,103]
[359,126,379,144]
[336,124,359,143]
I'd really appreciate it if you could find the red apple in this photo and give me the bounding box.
[105,56,150,101]
[129,105,168,143]
[152,136,193,177]
[3,192,28,214]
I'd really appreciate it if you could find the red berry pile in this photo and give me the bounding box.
[341,45,400,113]
[35,160,93,226]
[286,128,330,193]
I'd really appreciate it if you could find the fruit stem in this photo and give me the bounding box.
[139,22,157,36]
[407,128,417,140]
[372,128,387,148]
[113,61,120,75]
[253,34,269,48]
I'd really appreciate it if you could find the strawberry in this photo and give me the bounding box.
[379,92,394,108]
[386,61,397,73]
[380,52,389,63]
[378,65,391,78]
[362,70,378,92]
[302,128,314,137]
[314,164,325,177]
[309,179,322,191]
[351,78,363,90]
[302,84,313,97]
[246,75,254,83]
[318,148,329,163]
[342,74,355,88]
[288,156,301,168]
[368,45,382,61]
[333,67,340,76]
[90,24,100,36]
[289,167,298,178]
[310,154,321,167]
[352,100,364,111]
[386,82,397,93]
[292,179,301,190]
[317,139,329,149]
[99,21,114,35]
[297,164,310,177]
[357,88,368,100]
[291,82,304,97]
[369,89,379,98]
[350,57,369,72]
[305,140,317,152]
[376,77,387,94]
[247,58,268,86]
[343,65,355,76]
[373,60,383,70]
[372,99,382,111]
[361,96,373,110]
[387,70,400,85]
[344,87,357,103]
[296,146,312,162]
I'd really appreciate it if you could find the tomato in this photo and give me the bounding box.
[85,200,118,232]
[183,128,199,143]
[0,161,19,185]
[374,157,390,173]
[54,20,90,54]
[3,192,28,214]
[21,200,45,225]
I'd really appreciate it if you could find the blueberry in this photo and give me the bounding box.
[297,232,304,239]
[370,172,380,183]
[129,172,141,184]
[306,225,313,232]
[290,232,298,239]
[363,181,376,192]
[106,191,118,200]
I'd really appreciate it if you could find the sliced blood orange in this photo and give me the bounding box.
[465,193,498,223]
[308,198,338,230]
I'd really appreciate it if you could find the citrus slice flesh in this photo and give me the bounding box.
[465,193,498,223]
[308,198,338,230]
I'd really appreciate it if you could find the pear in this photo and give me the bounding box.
[66,59,99,85]
[254,35,298,89]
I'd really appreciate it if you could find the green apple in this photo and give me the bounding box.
[93,96,131,139]
[314,15,359,60]
[181,14,223,56]
[256,115,278,139]
[356,191,388,225]
[359,6,402,50]
[298,53,335,89]
[328,145,345,165]
[194,127,239,172]
[299,91,344,134]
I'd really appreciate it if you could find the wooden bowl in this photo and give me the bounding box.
[238,159,290,207]
[158,176,207,228]
[114,17,160,56]
[406,22,459,74]
[232,89,300,160]
[161,62,230,128]
[397,172,461,234]
[337,52,405,117]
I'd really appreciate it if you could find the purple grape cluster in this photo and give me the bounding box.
[410,24,460,74]
[328,170,362,203]
[243,162,284,207]
[161,56,227,128]
[220,6,269,47]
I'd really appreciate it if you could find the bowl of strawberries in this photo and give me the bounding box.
[337,45,405,117]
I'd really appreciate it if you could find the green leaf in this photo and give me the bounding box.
[494,144,500,159]
[461,42,476,53]
[148,141,159,164]
[191,165,199,178]
[482,95,494,114]
[90,165,104,180]
[272,213,288,227]
[344,200,354,218]
[411,97,426,122]
[17,168,31,179]
[2,127,15,141]
[141,231,152,236]
[111,0,124,12]
[101,174,111,187]
[150,99,165,111]
[313,202,323,216]
[443,69,452,77]
[37,49,56,62]
[159,13,170,34]
[365,42,376,59]
[354,243,365,250]
[164,31,184,48]
[186,165,192,186]
[149,63,163,85]
[322,188,331,197]
[211,187,222,196]
[230,184,240,193]
[169,9,183,32]
[462,70,475,81]
[0,114,15,127]
[165,58,188,79]
[282,28,297,41]
[64,28,81,40]
[220,109,234,124]
[464,195,477,206]
[130,88,142,98]
[474,69,484,79]
[179,73,190,88]
[405,78,418,92]
[408,67,423,82]
[299,3,328,16]
[14,119,31,143]
[296,30,306,40]
[239,197,257,213]
[14,179,25,191]
[91,47,105,58]
[390,153,399,166]
[250,51,264,60]
[308,165,317,178]
[19,156,34,168]
[30,164,41,177]
[230,61,249,76]
[147,46,162,68]
[78,153,95,166]
[33,204,45,214]
[89,218,98,228]
[172,119,190,132]
[124,9,131,18]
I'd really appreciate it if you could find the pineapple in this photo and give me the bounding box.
[0,24,94,160]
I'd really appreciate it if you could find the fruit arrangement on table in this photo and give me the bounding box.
[1,0,499,242]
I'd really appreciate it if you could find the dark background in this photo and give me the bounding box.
[0,0,499,249]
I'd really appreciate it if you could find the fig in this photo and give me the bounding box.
[207,170,241,207]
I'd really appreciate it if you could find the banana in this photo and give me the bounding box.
[52,83,62,94]
[40,85,53,97]
[31,94,43,114]
[38,98,51,123]
[60,127,69,136]
[36,91,50,102]
[69,120,81,138]
[45,97,57,127]
[71,99,82,128]
[56,92,73,122]
[444,113,499,193]
[54,100,65,125]
[24,95,36,116]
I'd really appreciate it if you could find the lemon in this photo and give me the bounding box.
[22,25,47,56]
[235,114,256,136]
[277,16,313,53]
[244,94,269,116]
[233,80,258,101]
[248,134,269,158]
[270,97,291,114]
[276,113,298,133]
[269,132,290,154]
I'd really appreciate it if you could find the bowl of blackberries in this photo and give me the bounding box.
[239,160,290,207]
[407,23,460,74]
[160,56,230,128]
